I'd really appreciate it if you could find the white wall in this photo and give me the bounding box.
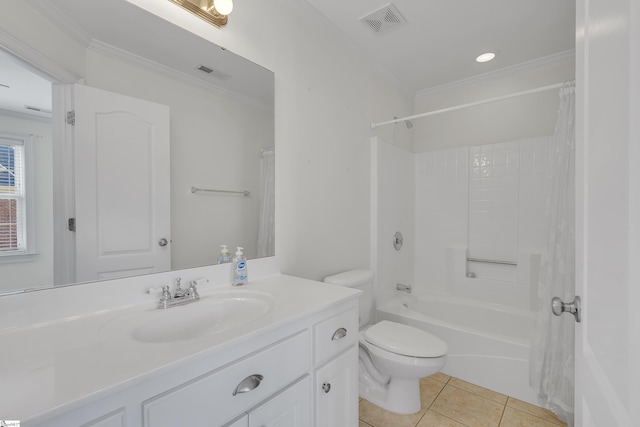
[0,114,53,291]
[126,0,414,281]
[83,48,272,265]
[412,55,575,152]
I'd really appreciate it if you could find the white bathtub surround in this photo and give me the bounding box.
[530,81,576,425]
[377,294,538,406]
[0,257,361,425]
[413,136,551,308]
[445,247,542,310]
[373,134,555,413]
[370,138,415,312]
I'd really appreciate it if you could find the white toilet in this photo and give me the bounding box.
[323,269,447,414]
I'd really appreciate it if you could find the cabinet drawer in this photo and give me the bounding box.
[314,309,358,365]
[143,331,310,427]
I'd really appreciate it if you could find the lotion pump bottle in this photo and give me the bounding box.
[231,247,248,286]
[217,245,231,264]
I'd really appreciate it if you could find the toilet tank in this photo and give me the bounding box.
[323,269,374,327]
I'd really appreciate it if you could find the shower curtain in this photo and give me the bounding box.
[530,81,575,425]
[257,148,275,258]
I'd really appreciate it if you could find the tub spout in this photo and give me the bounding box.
[396,283,412,293]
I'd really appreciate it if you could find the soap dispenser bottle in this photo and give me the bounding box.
[231,247,248,286]
[217,245,231,264]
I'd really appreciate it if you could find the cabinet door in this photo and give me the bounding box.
[249,376,311,427]
[315,347,358,427]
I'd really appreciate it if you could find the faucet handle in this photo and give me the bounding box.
[159,285,172,301]
[188,280,200,299]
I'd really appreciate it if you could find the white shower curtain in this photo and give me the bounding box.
[530,81,575,425]
[257,148,275,258]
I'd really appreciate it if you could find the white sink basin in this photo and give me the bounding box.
[103,290,276,343]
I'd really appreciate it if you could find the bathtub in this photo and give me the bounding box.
[377,295,539,405]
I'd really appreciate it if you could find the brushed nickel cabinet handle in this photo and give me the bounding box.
[232,374,264,396]
[331,327,347,340]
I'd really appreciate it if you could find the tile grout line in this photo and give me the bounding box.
[413,376,453,427]
[497,398,508,426]
[505,397,568,427]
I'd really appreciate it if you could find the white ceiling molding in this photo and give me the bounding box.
[89,40,273,112]
[415,49,576,100]
[0,27,81,84]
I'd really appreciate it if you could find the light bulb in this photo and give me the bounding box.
[475,52,496,63]
[214,0,233,15]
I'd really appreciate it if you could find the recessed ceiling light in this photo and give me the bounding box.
[476,52,497,63]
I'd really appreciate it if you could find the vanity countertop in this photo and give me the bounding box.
[0,273,360,423]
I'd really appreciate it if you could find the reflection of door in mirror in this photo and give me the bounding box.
[70,84,171,283]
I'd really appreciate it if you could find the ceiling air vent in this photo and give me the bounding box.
[195,64,231,81]
[360,3,407,35]
[24,105,52,114]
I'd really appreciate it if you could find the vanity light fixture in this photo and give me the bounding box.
[475,52,497,63]
[168,0,234,28]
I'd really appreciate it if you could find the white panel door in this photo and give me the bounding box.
[73,84,171,282]
[574,0,639,425]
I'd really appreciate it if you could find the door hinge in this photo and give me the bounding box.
[66,110,75,125]
[68,217,76,232]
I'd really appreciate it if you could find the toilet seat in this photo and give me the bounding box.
[363,320,448,358]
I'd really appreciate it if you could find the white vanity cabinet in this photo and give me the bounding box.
[226,376,312,427]
[25,293,358,427]
[312,309,360,427]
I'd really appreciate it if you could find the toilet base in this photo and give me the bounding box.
[359,377,421,414]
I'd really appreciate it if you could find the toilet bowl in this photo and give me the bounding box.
[323,270,448,414]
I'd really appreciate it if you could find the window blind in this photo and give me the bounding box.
[0,137,26,253]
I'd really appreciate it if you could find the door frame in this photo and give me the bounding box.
[0,29,82,285]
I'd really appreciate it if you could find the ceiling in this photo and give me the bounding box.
[0,0,274,119]
[1,0,575,118]
[0,49,52,120]
[299,0,576,94]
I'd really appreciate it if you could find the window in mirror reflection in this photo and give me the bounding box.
[0,132,33,257]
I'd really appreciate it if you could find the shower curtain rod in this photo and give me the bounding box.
[370,82,565,129]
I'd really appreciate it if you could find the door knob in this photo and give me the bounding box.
[322,382,331,393]
[158,238,168,247]
[551,296,581,323]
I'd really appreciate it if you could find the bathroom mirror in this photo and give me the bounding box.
[0,0,274,294]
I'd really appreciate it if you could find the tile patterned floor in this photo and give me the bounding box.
[358,373,568,427]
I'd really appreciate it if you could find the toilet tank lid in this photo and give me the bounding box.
[364,320,448,358]
[323,269,374,286]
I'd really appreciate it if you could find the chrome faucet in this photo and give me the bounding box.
[156,278,200,309]
[396,283,412,293]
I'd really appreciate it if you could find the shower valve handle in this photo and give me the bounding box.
[551,296,581,323]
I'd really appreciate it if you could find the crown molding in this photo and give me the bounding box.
[416,50,576,99]
[0,28,81,84]
[88,40,272,112]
